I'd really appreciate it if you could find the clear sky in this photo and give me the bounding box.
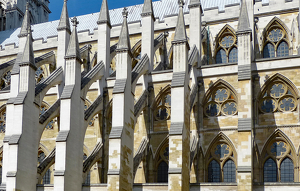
[49,0,148,21]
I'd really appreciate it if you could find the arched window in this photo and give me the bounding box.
[259,77,297,114]
[208,160,220,182]
[203,81,238,117]
[215,26,238,64]
[206,139,236,182]
[0,71,10,90]
[262,137,295,182]
[38,151,51,184]
[154,88,171,121]
[83,154,90,185]
[40,102,54,129]
[0,106,5,133]
[264,158,277,182]
[156,145,169,182]
[263,19,289,58]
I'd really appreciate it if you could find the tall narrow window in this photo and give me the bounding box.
[264,158,277,182]
[157,161,168,183]
[277,41,289,57]
[280,158,294,182]
[208,160,220,182]
[223,159,236,182]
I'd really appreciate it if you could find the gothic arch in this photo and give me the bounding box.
[151,84,171,109]
[151,84,171,122]
[214,24,237,64]
[257,73,299,114]
[154,135,169,183]
[202,79,238,117]
[262,17,291,57]
[260,129,297,182]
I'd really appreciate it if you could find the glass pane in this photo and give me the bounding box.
[228,47,238,63]
[280,158,294,182]
[156,106,169,120]
[163,147,169,160]
[223,160,236,182]
[216,49,227,64]
[270,141,287,157]
[215,89,229,102]
[261,98,276,113]
[263,43,275,58]
[38,152,45,163]
[222,101,237,115]
[268,29,283,42]
[84,171,90,185]
[214,144,230,158]
[270,83,285,98]
[279,97,295,112]
[277,41,289,57]
[221,35,234,48]
[43,169,51,184]
[208,160,220,182]
[157,161,168,183]
[205,102,219,117]
[35,67,44,84]
[264,158,277,182]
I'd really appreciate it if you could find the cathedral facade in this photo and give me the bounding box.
[0,0,299,190]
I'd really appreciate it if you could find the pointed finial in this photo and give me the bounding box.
[122,7,128,18]
[20,24,36,70]
[57,0,71,32]
[141,0,155,20]
[189,0,201,8]
[178,0,184,7]
[26,2,29,10]
[71,16,79,27]
[18,2,31,37]
[237,0,251,34]
[97,0,111,28]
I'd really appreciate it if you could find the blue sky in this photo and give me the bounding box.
[49,0,150,21]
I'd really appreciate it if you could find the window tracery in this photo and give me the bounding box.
[263,20,289,58]
[0,107,5,133]
[207,142,236,182]
[154,93,171,121]
[259,80,297,113]
[204,86,237,117]
[40,103,55,130]
[215,27,238,64]
[263,139,294,182]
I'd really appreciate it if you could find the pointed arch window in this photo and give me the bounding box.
[207,141,236,182]
[204,84,237,117]
[215,28,238,64]
[154,92,171,121]
[259,79,297,113]
[262,138,295,182]
[38,151,51,184]
[263,21,289,58]
[156,145,169,182]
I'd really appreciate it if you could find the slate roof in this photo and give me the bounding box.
[0,0,247,48]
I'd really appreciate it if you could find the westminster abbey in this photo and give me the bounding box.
[0,0,299,190]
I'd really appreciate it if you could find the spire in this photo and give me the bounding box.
[173,0,187,42]
[57,0,71,32]
[117,8,131,51]
[141,0,155,20]
[97,0,111,28]
[19,3,31,37]
[237,0,251,33]
[20,26,36,69]
[65,17,81,60]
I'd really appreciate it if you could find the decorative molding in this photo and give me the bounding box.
[6,171,17,177]
[168,168,182,174]
[113,79,126,94]
[171,72,186,87]
[54,170,65,176]
[61,85,74,99]
[9,134,21,145]
[237,166,252,172]
[238,64,251,81]
[109,126,123,139]
[107,169,120,175]
[14,92,27,105]
[238,118,252,131]
[169,122,183,135]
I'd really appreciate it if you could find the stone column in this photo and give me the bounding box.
[236,1,253,190]
[6,25,39,191]
[107,8,134,191]
[54,17,83,191]
[169,1,190,190]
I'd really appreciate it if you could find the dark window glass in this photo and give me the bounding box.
[277,41,289,57]
[43,169,51,184]
[215,89,228,102]
[0,166,2,184]
[205,102,219,117]
[221,36,234,48]
[208,160,220,182]
[270,142,287,157]
[263,43,275,58]
[261,98,276,113]
[157,161,168,182]
[83,154,90,184]
[228,47,238,63]
[216,49,227,64]
[279,97,295,112]
[214,144,229,158]
[280,158,294,182]
[264,158,277,182]
[223,101,237,115]
[268,29,283,42]
[223,159,236,182]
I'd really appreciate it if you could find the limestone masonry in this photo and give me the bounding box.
[0,0,299,190]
